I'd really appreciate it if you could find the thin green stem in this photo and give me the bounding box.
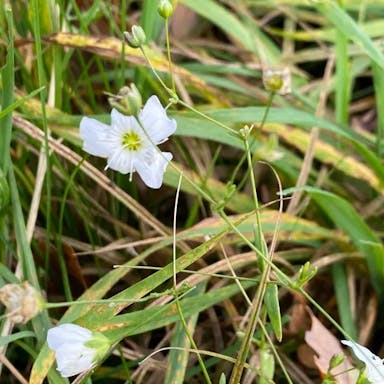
[55,158,87,302]
[176,99,238,136]
[235,91,275,190]
[165,18,175,92]
[219,210,354,345]
[139,46,173,96]
[139,46,238,136]
[257,320,294,384]
[229,133,269,384]
[171,174,212,383]
[244,133,266,255]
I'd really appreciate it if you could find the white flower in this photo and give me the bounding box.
[47,323,110,378]
[80,95,176,189]
[341,340,384,383]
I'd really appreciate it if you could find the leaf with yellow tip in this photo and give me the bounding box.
[43,32,207,90]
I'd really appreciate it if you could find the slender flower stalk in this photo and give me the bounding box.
[228,130,269,384]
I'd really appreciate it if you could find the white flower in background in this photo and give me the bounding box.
[262,67,291,95]
[341,340,384,383]
[80,95,176,189]
[47,323,110,378]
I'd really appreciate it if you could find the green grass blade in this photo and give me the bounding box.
[106,281,255,340]
[301,187,384,297]
[372,61,384,155]
[264,284,282,342]
[179,0,268,57]
[8,168,51,343]
[0,87,44,120]
[0,6,14,173]
[315,1,384,68]
[331,263,357,340]
[165,283,207,384]
[335,22,351,126]
[141,0,162,41]
[0,331,35,347]
[79,222,241,325]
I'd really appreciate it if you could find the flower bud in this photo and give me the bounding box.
[124,25,146,48]
[329,353,345,370]
[262,67,291,95]
[296,261,317,287]
[108,84,142,116]
[158,0,174,19]
[0,281,44,323]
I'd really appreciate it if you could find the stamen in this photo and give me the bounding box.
[122,131,142,151]
[129,157,134,181]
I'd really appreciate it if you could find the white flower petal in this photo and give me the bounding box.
[341,340,384,383]
[105,147,135,174]
[47,324,100,378]
[135,150,172,189]
[111,108,135,131]
[80,117,114,157]
[56,352,95,377]
[139,96,177,144]
[47,324,92,349]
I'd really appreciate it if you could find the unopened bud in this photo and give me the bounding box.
[263,67,291,95]
[0,282,44,323]
[329,353,345,370]
[158,0,174,19]
[124,25,146,48]
[239,124,251,138]
[296,261,317,287]
[108,84,142,116]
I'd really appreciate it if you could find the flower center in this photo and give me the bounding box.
[122,131,142,151]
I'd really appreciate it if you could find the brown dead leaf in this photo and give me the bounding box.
[297,344,317,369]
[287,293,310,336]
[35,239,87,297]
[305,309,357,384]
[171,5,200,39]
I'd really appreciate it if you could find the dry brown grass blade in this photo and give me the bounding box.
[0,353,28,384]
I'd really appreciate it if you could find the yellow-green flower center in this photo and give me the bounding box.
[122,131,142,151]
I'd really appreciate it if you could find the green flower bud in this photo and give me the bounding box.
[329,353,345,370]
[124,25,146,48]
[108,84,142,116]
[158,0,174,19]
[297,261,317,287]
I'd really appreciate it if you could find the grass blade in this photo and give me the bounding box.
[315,1,384,68]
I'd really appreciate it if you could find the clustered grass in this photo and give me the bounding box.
[0,1,384,383]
